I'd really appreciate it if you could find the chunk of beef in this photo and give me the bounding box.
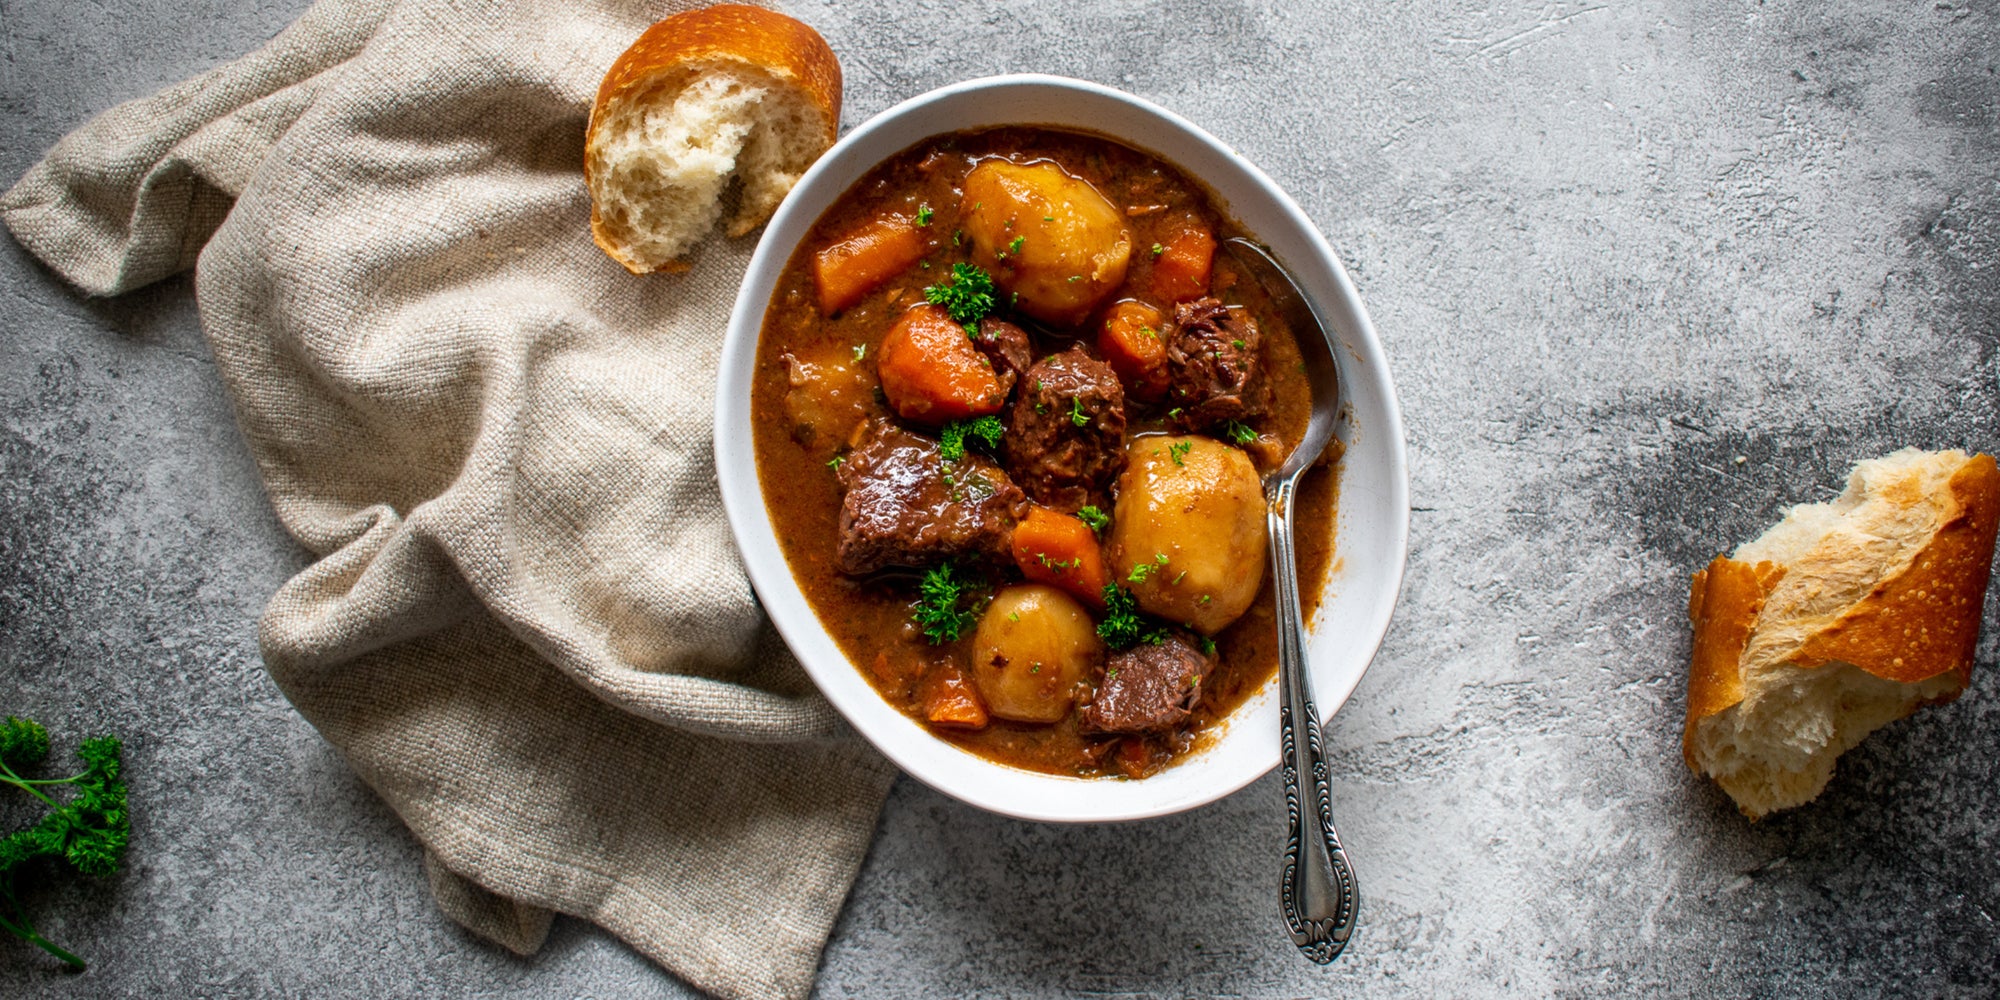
[836,418,1027,575]
[973,317,1034,393]
[1164,297,1269,431]
[1080,633,1216,735]
[1005,348,1127,512]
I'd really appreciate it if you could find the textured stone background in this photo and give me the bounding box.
[3,0,1996,996]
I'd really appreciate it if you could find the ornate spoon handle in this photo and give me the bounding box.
[1270,473,1359,963]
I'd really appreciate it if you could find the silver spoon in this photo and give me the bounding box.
[1223,236,1360,964]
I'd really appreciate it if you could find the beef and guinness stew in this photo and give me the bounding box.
[752,127,1336,779]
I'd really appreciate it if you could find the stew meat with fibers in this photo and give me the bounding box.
[752,127,1337,779]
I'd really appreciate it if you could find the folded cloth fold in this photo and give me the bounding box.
[1,2,896,998]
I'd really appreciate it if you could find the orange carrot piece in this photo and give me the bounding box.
[923,661,990,730]
[1150,224,1215,303]
[1095,299,1169,402]
[814,215,926,314]
[1011,506,1111,608]
[876,303,1009,423]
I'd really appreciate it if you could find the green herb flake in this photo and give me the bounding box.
[915,204,935,226]
[826,455,845,470]
[1223,420,1257,445]
[1168,441,1192,466]
[1070,397,1089,428]
[1151,243,1165,256]
[852,344,866,362]
[1232,339,1246,349]
[1076,505,1110,532]
[1008,235,1025,255]
[1127,563,1153,584]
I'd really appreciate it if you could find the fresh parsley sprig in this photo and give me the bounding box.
[923,262,997,327]
[0,716,130,971]
[913,562,985,645]
[1097,585,1168,650]
[938,415,1005,463]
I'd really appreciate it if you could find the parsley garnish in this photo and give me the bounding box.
[1097,585,1168,649]
[1199,636,1217,655]
[938,415,1005,462]
[913,562,983,644]
[1128,563,1153,584]
[826,455,845,470]
[852,343,866,362]
[1151,243,1165,256]
[924,262,997,325]
[1,716,130,970]
[1168,441,1192,466]
[1076,506,1110,532]
[1222,420,1257,444]
[1069,397,1089,427]
[915,204,934,226]
[1232,339,1246,349]
[1008,235,1025,255]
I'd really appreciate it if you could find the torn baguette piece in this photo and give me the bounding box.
[1685,448,1999,819]
[585,4,842,274]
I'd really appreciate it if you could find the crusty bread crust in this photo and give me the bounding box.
[1681,557,1784,770]
[584,4,842,273]
[1789,454,1998,685]
[1682,450,2000,817]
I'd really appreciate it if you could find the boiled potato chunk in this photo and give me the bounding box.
[960,160,1132,329]
[971,584,1102,723]
[1108,436,1268,634]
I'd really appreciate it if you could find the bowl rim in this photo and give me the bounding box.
[716,73,1409,822]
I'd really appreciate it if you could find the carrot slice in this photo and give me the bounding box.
[814,215,926,314]
[923,661,990,730]
[1150,224,1215,303]
[876,303,1009,423]
[1011,506,1111,608]
[1095,299,1168,401]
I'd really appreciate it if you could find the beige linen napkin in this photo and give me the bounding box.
[1,1,896,997]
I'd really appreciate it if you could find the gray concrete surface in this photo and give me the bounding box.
[3,0,1997,996]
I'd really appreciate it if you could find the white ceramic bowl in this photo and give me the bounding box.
[717,75,1408,822]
